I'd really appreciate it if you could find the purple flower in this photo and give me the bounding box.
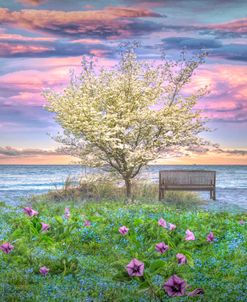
[206,231,214,242]
[119,226,129,235]
[158,218,167,228]
[39,266,49,276]
[84,220,91,227]
[185,229,195,241]
[239,220,245,225]
[23,207,39,217]
[126,258,144,277]
[155,242,169,254]
[64,207,70,219]
[169,223,176,231]
[41,222,50,232]
[176,253,187,265]
[163,275,187,297]
[0,242,14,254]
[188,288,204,296]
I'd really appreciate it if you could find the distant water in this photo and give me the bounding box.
[0,165,246,211]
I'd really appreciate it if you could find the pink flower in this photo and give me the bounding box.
[206,231,214,242]
[239,220,245,225]
[41,222,50,232]
[84,220,91,227]
[0,242,14,254]
[64,207,70,219]
[185,229,195,241]
[169,223,176,231]
[155,242,169,254]
[119,226,129,235]
[39,266,49,276]
[126,258,144,277]
[23,207,39,217]
[163,275,187,297]
[176,253,187,265]
[158,218,167,228]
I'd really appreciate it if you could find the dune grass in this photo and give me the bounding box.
[29,175,206,209]
[0,194,246,301]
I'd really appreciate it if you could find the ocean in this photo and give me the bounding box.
[0,165,246,211]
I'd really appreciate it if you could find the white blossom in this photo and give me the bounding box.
[43,45,208,199]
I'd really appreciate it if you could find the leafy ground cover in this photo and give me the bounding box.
[0,200,246,301]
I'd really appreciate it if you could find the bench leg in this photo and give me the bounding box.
[210,190,216,200]
[159,189,165,200]
[212,189,216,201]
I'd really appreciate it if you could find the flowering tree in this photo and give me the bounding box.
[44,45,208,200]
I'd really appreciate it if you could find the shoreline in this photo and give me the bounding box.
[0,165,246,211]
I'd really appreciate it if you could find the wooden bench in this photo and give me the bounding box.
[159,170,216,200]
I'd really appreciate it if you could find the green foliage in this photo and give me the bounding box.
[0,200,246,301]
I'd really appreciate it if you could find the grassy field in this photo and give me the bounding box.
[0,194,246,301]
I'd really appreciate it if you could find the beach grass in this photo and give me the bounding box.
[29,175,206,209]
[0,195,246,301]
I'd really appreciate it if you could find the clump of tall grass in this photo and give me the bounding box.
[30,174,205,208]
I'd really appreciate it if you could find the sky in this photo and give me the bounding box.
[0,0,246,165]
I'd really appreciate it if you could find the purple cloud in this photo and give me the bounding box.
[0,146,58,157]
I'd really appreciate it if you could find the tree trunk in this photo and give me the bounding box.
[124,178,132,202]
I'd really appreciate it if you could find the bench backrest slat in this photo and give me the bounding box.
[160,170,216,186]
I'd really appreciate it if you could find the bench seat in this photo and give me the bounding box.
[160,185,215,190]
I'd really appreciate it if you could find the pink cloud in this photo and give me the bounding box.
[21,56,84,71]
[0,146,57,157]
[0,55,116,109]
[0,7,161,38]
[208,18,247,34]
[89,49,110,57]
[1,55,246,125]
[17,0,47,6]
[70,38,102,44]
[2,92,44,106]
[0,32,56,42]
[189,64,247,123]
[32,56,116,75]
[0,42,53,56]
[0,67,69,94]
